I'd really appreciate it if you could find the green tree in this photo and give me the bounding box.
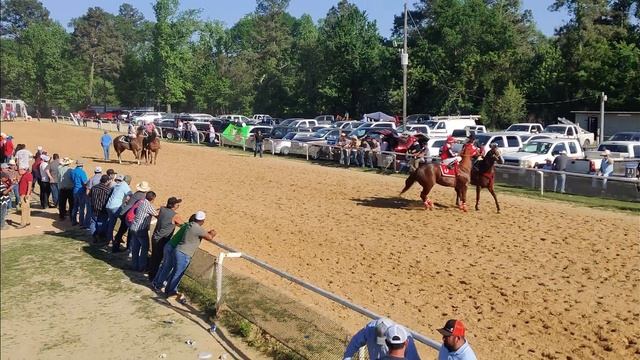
[71,7,125,105]
[152,0,200,112]
[483,81,526,128]
[0,0,50,38]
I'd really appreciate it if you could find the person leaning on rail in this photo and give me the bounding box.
[436,319,477,360]
[343,318,421,360]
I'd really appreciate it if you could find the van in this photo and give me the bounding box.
[425,115,480,136]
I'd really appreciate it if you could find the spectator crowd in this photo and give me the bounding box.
[0,132,217,302]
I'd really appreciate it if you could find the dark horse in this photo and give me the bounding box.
[143,131,160,165]
[113,127,144,164]
[400,144,476,211]
[470,148,504,213]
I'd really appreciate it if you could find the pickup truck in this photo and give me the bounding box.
[565,141,640,175]
[502,138,584,168]
[542,124,595,148]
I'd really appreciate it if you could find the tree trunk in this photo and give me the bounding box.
[88,59,95,105]
[166,103,171,113]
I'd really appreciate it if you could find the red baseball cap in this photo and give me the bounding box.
[437,319,466,337]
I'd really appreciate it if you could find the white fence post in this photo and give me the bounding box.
[305,144,309,161]
[537,170,544,196]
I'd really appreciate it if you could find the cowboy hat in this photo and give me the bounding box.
[60,157,73,165]
[136,181,151,192]
[8,159,16,165]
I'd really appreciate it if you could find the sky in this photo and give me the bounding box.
[40,0,569,37]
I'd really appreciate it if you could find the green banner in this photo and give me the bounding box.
[221,123,250,144]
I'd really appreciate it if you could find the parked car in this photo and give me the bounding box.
[314,115,335,122]
[542,121,595,148]
[502,138,584,168]
[270,124,312,139]
[331,121,363,131]
[77,109,98,120]
[519,133,553,145]
[406,114,431,124]
[354,121,396,130]
[425,115,479,136]
[347,127,390,140]
[426,138,463,159]
[505,123,544,134]
[132,112,163,125]
[292,128,341,143]
[271,132,297,155]
[396,124,431,136]
[474,132,523,155]
[451,129,472,141]
[608,131,640,142]
[465,125,487,134]
[219,114,252,125]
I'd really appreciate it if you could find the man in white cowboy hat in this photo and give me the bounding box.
[113,181,151,253]
[596,149,614,190]
[57,157,75,220]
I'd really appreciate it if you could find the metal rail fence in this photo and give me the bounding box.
[54,117,640,202]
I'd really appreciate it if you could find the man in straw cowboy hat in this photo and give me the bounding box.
[113,180,150,253]
[596,149,614,190]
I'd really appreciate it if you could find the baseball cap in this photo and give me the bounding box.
[385,325,408,345]
[194,211,206,221]
[0,163,8,169]
[40,154,50,162]
[167,197,182,207]
[375,318,395,345]
[94,166,102,173]
[437,319,466,337]
[114,174,124,181]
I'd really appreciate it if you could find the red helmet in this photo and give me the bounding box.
[446,136,455,143]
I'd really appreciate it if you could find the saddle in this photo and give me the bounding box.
[440,161,459,177]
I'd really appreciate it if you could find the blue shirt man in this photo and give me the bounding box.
[106,178,131,211]
[437,320,477,360]
[343,318,421,360]
[100,131,112,161]
[69,162,88,194]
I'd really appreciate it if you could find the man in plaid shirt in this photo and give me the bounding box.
[129,191,158,271]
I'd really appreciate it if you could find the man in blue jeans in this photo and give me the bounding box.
[163,211,216,300]
[69,159,88,226]
[100,130,112,161]
[129,191,158,272]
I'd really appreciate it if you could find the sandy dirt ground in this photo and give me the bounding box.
[2,120,639,359]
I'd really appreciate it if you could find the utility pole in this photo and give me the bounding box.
[599,92,606,144]
[402,0,408,128]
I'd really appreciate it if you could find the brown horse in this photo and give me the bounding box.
[471,148,503,213]
[143,132,160,165]
[113,127,144,164]
[400,144,476,211]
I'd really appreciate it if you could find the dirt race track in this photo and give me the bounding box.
[4,121,639,359]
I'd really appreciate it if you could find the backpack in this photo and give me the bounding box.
[125,199,143,225]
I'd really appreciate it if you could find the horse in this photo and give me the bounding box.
[113,127,144,165]
[470,148,503,213]
[400,143,476,211]
[143,131,160,165]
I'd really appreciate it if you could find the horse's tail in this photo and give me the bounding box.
[400,170,418,194]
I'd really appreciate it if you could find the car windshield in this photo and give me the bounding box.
[597,144,628,153]
[475,134,492,146]
[543,126,566,134]
[609,133,640,141]
[507,125,530,132]
[425,120,438,129]
[283,132,297,140]
[522,141,553,154]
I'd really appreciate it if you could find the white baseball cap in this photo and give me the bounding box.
[95,166,102,173]
[384,324,408,345]
[195,211,206,221]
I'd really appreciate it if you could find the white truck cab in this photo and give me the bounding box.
[425,115,480,136]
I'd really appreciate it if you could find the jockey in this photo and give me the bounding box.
[144,119,159,137]
[440,135,458,168]
[407,136,428,173]
[126,122,136,142]
[462,134,480,158]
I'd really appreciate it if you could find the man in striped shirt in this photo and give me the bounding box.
[0,172,11,230]
[89,175,112,242]
[129,191,158,271]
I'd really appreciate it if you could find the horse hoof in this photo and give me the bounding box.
[475,206,480,211]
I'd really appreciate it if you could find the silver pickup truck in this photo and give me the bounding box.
[565,141,640,176]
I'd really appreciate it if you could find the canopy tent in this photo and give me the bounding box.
[363,111,395,122]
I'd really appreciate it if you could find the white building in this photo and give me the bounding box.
[571,110,640,138]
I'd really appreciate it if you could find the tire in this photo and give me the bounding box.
[281,146,290,156]
[166,131,175,140]
[199,133,205,143]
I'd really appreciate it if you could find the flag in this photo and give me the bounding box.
[221,123,250,144]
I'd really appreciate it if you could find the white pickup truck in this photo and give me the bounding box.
[502,138,584,168]
[565,141,640,175]
[542,124,595,148]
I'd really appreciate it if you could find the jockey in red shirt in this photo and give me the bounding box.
[440,135,458,168]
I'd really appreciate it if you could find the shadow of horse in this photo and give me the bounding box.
[351,196,451,210]
[83,155,138,165]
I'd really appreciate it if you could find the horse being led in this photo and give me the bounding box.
[471,143,503,213]
[113,127,144,165]
[400,142,477,211]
